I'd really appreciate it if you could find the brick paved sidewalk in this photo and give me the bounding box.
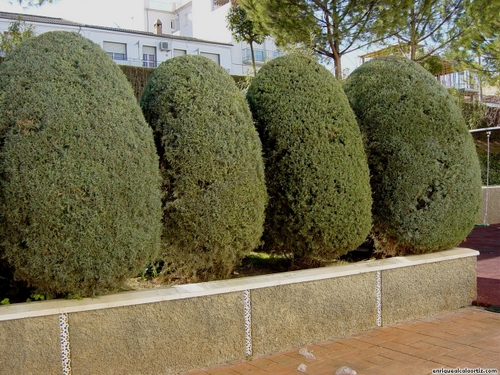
[459,223,500,307]
[184,307,500,375]
[185,225,500,375]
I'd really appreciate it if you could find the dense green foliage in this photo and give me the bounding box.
[117,64,248,101]
[448,0,500,87]
[448,88,500,131]
[119,65,155,102]
[0,20,35,55]
[376,0,468,62]
[240,0,405,78]
[246,54,372,261]
[232,74,253,90]
[477,151,500,186]
[344,56,482,255]
[0,31,162,297]
[447,88,500,185]
[140,55,267,279]
[473,131,500,186]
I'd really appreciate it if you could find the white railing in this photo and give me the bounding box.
[242,48,284,64]
[437,70,479,90]
[111,57,159,68]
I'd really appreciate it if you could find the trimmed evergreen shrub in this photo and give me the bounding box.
[246,54,372,261]
[343,56,482,255]
[116,64,253,103]
[119,65,155,102]
[0,31,162,297]
[140,55,267,279]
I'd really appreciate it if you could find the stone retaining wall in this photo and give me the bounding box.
[0,248,478,375]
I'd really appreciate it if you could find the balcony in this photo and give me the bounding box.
[109,57,159,68]
[436,70,479,91]
[148,0,182,11]
[242,48,284,64]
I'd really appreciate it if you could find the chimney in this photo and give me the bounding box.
[154,19,163,35]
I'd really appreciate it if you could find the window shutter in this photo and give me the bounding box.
[103,42,126,54]
[174,49,187,57]
[200,52,220,65]
[143,46,156,55]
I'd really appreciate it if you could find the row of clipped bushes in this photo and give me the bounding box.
[0,31,482,299]
[120,64,250,102]
[124,66,498,186]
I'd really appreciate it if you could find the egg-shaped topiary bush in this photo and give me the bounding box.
[343,56,482,255]
[140,55,267,279]
[0,31,162,297]
[246,54,372,261]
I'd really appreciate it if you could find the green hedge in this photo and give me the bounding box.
[141,55,267,279]
[344,56,482,255]
[0,31,162,297]
[246,54,372,261]
[119,64,249,101]
[473,131,500,185]
[120,65,156,102]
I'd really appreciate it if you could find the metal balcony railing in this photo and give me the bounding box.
[149,0,182,11]
[242,48,284,64]
[110,57,159,68]
[436,71,479,90]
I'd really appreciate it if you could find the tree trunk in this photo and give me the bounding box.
[331,11,342,79]
[249,41,257,76]
[334,54,342,79]
[410,6,417,60]
[332,39,342,79]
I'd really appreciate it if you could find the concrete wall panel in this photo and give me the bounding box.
[69,292,245,375]
[382,257,476,326]
[0,315,60,375]
[251,272,377,357]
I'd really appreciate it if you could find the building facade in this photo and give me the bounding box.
[144,0,282,75]
[0,11,233,73]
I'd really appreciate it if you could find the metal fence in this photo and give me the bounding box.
[242,48,284,64]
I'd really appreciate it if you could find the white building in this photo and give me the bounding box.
[144,0,283,75]
[0,11,233,73]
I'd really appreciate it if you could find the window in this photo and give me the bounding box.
[200,52,220,65]
[243,48,266,63]
[173,49,187,57]
[103,42,127,61]
[254,49,265,62]
[142,46,156,67]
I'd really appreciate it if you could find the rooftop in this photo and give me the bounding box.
[0,11,232,47]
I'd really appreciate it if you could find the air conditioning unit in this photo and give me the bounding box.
[160,41,170,51]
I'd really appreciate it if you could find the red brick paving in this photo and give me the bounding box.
[184,225,500,375]
[459,223,500,306]
[184,308,500,375]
